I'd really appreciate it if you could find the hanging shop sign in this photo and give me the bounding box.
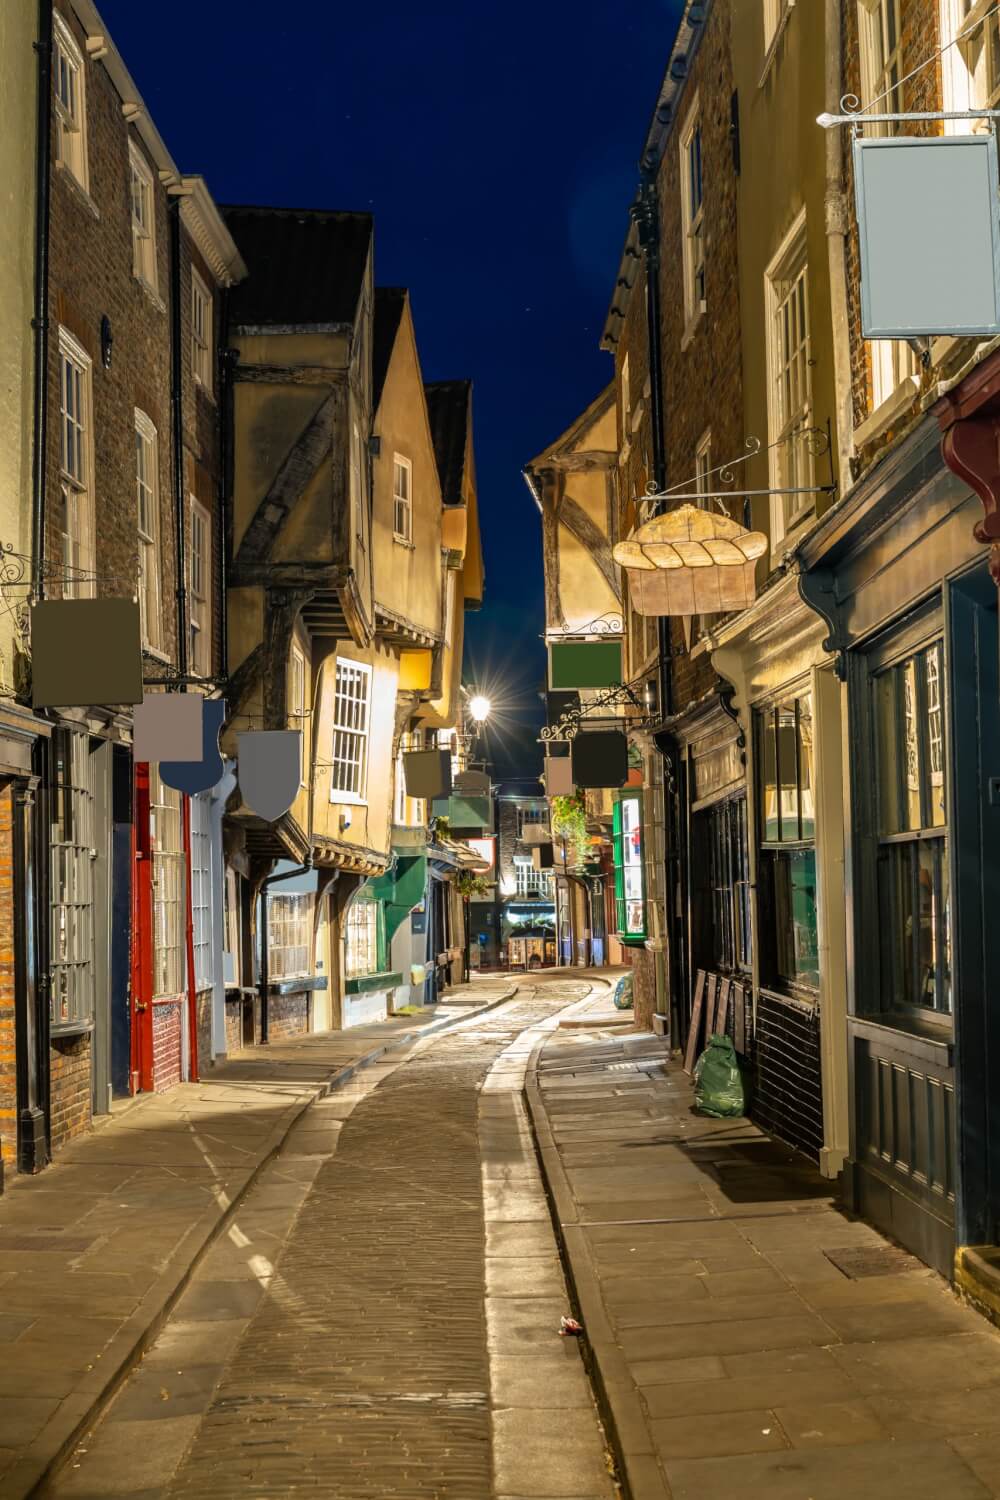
[546,689,580,726]
[532,842,555,870]
[466,836,495,872]
[548,639,623,691]
[613,791,647,944]
[613,504,767,618]
[132,692,203,763]
[404,748,453,800]
[571,730,628,790]
[31,599,143,709]
[236,730,302,822]
[853,134,1000,338]
[159,699,225,795]
[543,756,575,797]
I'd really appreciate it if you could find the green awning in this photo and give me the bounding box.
[366,849,428,946]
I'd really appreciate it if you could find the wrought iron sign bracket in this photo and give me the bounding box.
[540,677,657,743]
[637,425,835,526]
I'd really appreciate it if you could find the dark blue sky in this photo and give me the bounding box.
[99,0,679,774]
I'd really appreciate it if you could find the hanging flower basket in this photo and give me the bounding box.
[613,504,767,617]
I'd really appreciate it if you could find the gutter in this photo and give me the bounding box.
[31,0,52,600]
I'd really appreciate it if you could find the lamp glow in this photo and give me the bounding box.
[468,693,491,723]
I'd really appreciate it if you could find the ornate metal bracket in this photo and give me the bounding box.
[540,677,656,742]
[715,676,747,765]
[636,426,834,525]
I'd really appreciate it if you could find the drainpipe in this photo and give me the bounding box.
[181,796,200,1082]
[634,170,686,1042]
[825,0,854,488]
[209,760,237,1059]
[31,0,52,601]
[219,288,235,680]
[168,197,188,675]
[258,858,313,1044]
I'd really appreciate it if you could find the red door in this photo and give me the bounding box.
[131,763,154,1092]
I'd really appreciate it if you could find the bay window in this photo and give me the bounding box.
[268,891,314,981]
[344,894,380,979]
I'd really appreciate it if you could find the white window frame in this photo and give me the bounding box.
[392,453,413,543]
[134,409,161,652]
[290,642,308,787]
[679,97,706,329]
[344,895,378,979]
[941,0,1000,130]
[394,729,425,827]
[268,890,314,981]
[763,0,783,48]
[49,726,95,1028]
[58,327,94,600]
[694,428,713,506]
[764,211,814,551]
[857,0,904,139]
[53,12,88,190]
[150,766,185,1001]
[329,657,372,805]
[189,793,213,990]
[517,805,549,838]
[191,268,213,391]
[129,142,157,290]
[189,498,211,678]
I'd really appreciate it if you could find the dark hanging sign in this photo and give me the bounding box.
[31,599,143,708]
[403,748,453,800]
[571,730,628,790]
[548,640,623,691]
[159,700,226,795]
[546,689,580,726]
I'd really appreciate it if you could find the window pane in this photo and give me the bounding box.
[798,692,815,839]
[777,700,799,840]
[760,710,779,841]
[924,643,946,828]
[877,838,952,1013]
[772,848,819,987]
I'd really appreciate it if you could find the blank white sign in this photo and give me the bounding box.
[854,134,1000,338]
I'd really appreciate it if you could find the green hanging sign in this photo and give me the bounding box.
[548,639,623,691]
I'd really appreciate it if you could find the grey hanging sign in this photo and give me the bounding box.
[854,134,1000,338]
[237,730,302,822]
[159,699,226,795]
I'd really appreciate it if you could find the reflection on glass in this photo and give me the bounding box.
[760,710,779,840]
[777,701,799,840]
[925,644,946,829]
[773,848,819,988]
[877,837,951,1014]
[798,692,815,839]
[902,657,921,831]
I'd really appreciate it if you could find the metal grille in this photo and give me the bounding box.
[330,659,371,801]
[751,991,824,1161]
[49,727,95,1028]
[150,766,185,998]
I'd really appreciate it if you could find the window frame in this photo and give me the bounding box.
[134,408,161,652]
[290,642,308,787]
[764,211,814,550]
[392,453,413,544]
[189,792,213,991]
[268,889,314,982]
[49,726,95,1032]
[941,0,1000,130]
[857,0,905,138]
[128,141,158,292]
[328,657,372,806]
[517,805,550,839]
[53,11,88,190]
[754,686,820,997]
[58,326,95,601]
[149,765,185,1002]
[613,791,648,944]
[191,267,213,392]
[679,97,706,329]
[394,728,425,827]
[188,497,211,678]
[344,893,381,980]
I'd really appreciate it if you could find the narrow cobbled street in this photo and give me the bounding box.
[44,979,615,1500]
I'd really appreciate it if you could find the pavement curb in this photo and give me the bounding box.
[16,984,516,1500]
[524,1031,672,1500]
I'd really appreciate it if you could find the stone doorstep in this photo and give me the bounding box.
[956,1245,1000,1332]
[0,985,517,1500]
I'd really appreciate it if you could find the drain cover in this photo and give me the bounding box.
[823,1245,924,1278]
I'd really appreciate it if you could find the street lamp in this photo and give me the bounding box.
[468,693,491,724]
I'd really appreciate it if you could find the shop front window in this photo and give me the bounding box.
[873,639,951,1014]
[706,794,751,975]
[613,792,647,943]
[756,691,819,991]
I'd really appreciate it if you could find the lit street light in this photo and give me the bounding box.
[468,693,491,723]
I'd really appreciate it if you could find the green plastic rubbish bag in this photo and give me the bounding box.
[693,1034,745,1118]
[612,973,633,1010]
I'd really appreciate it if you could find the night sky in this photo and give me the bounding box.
[99,0,680,775]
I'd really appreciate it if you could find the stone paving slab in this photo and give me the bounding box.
[526,1025,1000,1500]
[0,981,515,1500]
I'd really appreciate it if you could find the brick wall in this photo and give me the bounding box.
[152,999,181,1092]
[0,786,15,1164]
[224,996,243,1055]
[267,991,311,1041]
[50,1033,90,1151]
[843,0,947,476]
[196,988,212,1074]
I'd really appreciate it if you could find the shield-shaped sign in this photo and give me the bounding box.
[237,730,302,822]
[159,700,226,795]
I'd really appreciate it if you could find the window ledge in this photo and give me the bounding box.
[55,162,100,220]
[393,535,416,550]
[758,0,796,88]
[680,303,707,353]
[345,970,404,996]
[268,975,328,996]
[135,275,166,315]
[193,377,217,405]
[853,373,920,449]
[142,646,171,665]
[50,1019,93,1039]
